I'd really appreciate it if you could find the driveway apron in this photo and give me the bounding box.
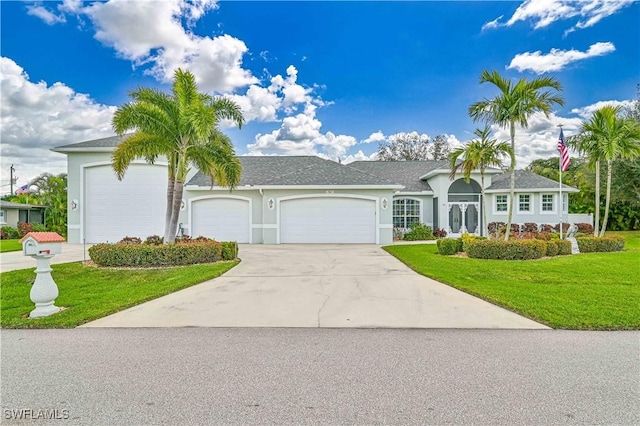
[81,245,548,329]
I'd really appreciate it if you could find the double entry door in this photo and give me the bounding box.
[448,202,479,235]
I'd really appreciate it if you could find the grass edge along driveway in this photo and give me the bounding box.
[0,239,22,253]
[1,261,239,328]
[384,232,640,330]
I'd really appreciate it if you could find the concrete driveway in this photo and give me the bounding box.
[82,244,548,329]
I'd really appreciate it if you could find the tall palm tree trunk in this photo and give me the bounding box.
[599,160,613,237]
[164,175,175,242]
[594,160,600,236]
[166,180,184,244]
[480,172,488,237]
[505,122,516,241]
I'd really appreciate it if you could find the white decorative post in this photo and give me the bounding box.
[19,232,65,318]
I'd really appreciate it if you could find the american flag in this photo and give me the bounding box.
[557,128,570,172]
[15,184,30,195]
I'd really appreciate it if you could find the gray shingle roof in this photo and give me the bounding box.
[52,134,127,151]
[487,170,578,191]
[0,200,46,209]
[348,160,449,192]
[187,156,401,187]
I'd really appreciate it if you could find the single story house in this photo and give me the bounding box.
[53,135,591,244]
[0,200,46,229]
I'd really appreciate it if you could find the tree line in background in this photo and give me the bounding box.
[1,173,68,236]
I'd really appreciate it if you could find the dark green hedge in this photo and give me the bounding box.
[466,239,547,260]
[89,241,229,267]
[545,240,559,257]
[576,236,625,253]
[557,240,572,255]
[436,238,463,255]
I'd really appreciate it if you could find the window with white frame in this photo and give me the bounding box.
[542,194,554,212]
[495,195,508,212]
[393,198,420,229]
[518,194,531,213]
[0,209,5,224]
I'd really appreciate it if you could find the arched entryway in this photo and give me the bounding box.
[447,179,482,236]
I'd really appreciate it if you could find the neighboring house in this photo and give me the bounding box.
[53,135,591,244]
[0,200,46,229]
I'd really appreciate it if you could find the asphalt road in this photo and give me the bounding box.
[1,329,638,425]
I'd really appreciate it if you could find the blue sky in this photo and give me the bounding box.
[1,0,638,189]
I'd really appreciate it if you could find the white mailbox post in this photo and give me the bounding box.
[19,232,66,318]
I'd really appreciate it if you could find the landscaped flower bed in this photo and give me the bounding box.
[88,236,239,267]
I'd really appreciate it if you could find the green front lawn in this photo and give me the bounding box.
[0,239,22,253]
[1,261,238,328]
[384,231,640,330]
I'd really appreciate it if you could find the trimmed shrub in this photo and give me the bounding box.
[460,233,486,251]
[89,240,224,267]
[17,222,33,237]
[534,232,552,241]
[576,236,625,253]
[433,228,447,239]
[436,238,462,255]
[466,239,547,260]
[545,240,559,257]
[488,222,505,234]
[144,235,163,245]
[557,240,572,255]
[541,224,555,233]
[403,223,435,241]
[1,226,20,239]
[118,236,142,245]
[522,222,539,233]
[221,241,239,260]
[511,223,521,233]
[575,223,594,234]
[554,223,570,233]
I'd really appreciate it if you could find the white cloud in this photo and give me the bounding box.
[570,100,634,119]
[0,57,116,188]
[483,0,633,32]
[27,3,66,25]
[508,42,616,73]
[29,0,256,94]
[342,150,378,164]
[248,107,357,160]
[361,131,386,144]
[83,0,256,93]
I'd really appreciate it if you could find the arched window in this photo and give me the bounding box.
[393,198,420,229]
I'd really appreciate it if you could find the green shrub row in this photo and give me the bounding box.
[466,239,547,260]
[436,238,574,260]
[436,238,463,255]
[403,224,436,241]
[89,240,239,267]
[576,236,625,253]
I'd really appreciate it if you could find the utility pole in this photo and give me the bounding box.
[10,164,16,195]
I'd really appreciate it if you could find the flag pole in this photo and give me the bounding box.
[558,124,564,240]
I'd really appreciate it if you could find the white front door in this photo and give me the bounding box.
[280,197,376,244]
[191,197,250,243]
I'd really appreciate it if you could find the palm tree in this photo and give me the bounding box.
[468,70,564,240]
[111,69,244,243]
[449,126,513,237]
[572,105,640,236]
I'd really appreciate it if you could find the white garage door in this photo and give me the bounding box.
[191,198,250,243]
[280,197,376,244]
[84,164,166,243]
